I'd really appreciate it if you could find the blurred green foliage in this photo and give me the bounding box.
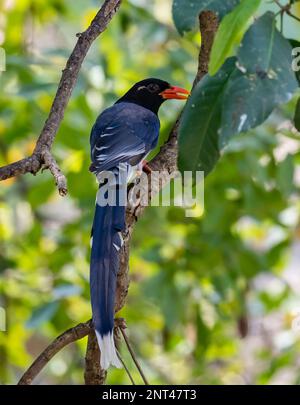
[1,0,300,385]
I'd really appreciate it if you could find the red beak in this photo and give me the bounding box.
[160,85,190,100]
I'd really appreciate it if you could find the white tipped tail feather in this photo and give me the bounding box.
[95,330,122,370]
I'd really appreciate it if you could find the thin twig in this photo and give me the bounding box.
[193,11,220,88]
[17,9,219,386]
[42,149,67,196]
[111,10,219,387]
[18,320,92,385]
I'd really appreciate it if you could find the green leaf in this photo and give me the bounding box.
[172,0,241,36]
[294,97,300,131]
[209,0,261,76]
[178,58,236,175]
[220,12,298,145]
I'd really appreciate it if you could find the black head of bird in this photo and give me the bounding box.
[116,78,190,114]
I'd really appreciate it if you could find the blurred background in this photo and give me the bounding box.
[1,0,300,385]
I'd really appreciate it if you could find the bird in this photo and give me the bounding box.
[89,78,189,369]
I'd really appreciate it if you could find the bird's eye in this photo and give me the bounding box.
[147,83,160,93]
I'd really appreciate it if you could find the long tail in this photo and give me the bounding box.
[90,186,125,369]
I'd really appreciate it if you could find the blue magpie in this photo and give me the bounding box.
[89,78,189,369]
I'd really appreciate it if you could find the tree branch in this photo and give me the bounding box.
[0,0,122,195]
[18,320,92,385]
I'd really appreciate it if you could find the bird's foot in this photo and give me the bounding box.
[142,160,152,175]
